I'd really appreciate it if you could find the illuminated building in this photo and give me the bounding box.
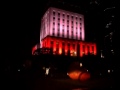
[32,7,97,57]
[40,7,85,42]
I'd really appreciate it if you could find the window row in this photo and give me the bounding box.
[53,11,82,20]
[53,17,82,24]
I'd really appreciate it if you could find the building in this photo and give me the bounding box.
[101,6,115,59]
[32,7,97,57]
[40,7,85,41]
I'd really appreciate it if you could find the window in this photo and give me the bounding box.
[63,19,64,23]
[62,33,64,37]
[52,33,54,36]
[67,26,69,30]
[53,11,55,15]
[58,32,60,36]
[58,28,60,36]
[80,27,81,30]
[72,21,73,24]
[76,32,78,39]
[71,31,73,33]
[71,16,73,19]
[67,31,69,38]
[80,32,82,36]
[53,17,55,20]
[71,34,73,39]
[67,15,69,18]
[63,14,64,17]
[58,13,60,17]
[63,25,64,28]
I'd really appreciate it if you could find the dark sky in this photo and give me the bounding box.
[4,1,48,58]
[5,0,117,58]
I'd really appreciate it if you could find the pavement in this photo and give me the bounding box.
[2,73,115,90]
[33,77,114,90]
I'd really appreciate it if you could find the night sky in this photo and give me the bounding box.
[5,0,117,59]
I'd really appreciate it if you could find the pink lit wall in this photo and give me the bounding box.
[40,7,85,47]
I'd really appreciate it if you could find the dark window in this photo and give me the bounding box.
[53,11,55,15]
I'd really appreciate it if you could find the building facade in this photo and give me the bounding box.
[40,7,85,42]
[32,7,97,57]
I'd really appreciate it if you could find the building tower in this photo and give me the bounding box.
[32,7,97,57]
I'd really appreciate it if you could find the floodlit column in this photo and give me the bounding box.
[70,43,73,56]
[53,40,56,54]
[74,43,77,55]
[59,41,62,54]
[50,10,53,36]
[80,42,83,57]
[93,44,97,55]
[65,42,68,55]
[47,37,51,48]
[90,44,93,54]
[85,45,88,55]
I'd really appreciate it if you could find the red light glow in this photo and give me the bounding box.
[41,36,97,57]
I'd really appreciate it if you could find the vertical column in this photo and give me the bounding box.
[59,41,62,55]
[74,42,77,56]
[85,44,88,55]
[93,44,97,55]
[50,9,53,36]
[70,43,73,56]
[53,40,56,54]
[65,42,68,55]
[60,12,63,37]
[69,14,71,39]
[73,16,76,39]
[90,44,93,54]
[45,15,47,37]
[64,13,67,38]
[77,16,80,40]
[81,16,85,41]
[80,42,83,57]
[47,11,50,35]
[55,11,58,36]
